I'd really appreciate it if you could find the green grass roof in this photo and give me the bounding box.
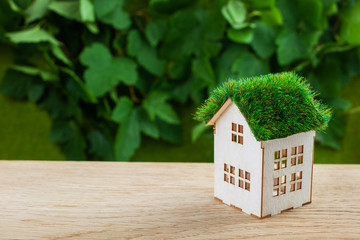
[194,72,332,141]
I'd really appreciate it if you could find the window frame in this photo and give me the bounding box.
[231,122,244,145]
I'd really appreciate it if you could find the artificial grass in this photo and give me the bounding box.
[194,72,332,141]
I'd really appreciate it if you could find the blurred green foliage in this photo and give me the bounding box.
[0,0,359,161]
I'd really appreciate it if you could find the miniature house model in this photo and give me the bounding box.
[195,72,331,218]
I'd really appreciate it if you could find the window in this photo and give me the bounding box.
[274,150,280,170]
[291,157,296,166]
[298,156,303,164]
[274,151,280,159]
[273,175,286,197]
[245,171,250,181]
[224,163,229,172]
[290,171,303,192]
[291,173,296,181]
[274,149,287,170]
[230,166,235,174]
[245,182,250,191]
[239,179,244,188]
[239,169,244,178]
[224,174,229,182]
[223,164,250,192]
[238,168,250,192]
[230,176,235,185]
[290,145,304,166]
[273,177,279,187]
[224,163,229,183]
[231,122,244,145]
[298,145,304,153]
[224,164,236,186]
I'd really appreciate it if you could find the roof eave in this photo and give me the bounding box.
[205,98,233,126]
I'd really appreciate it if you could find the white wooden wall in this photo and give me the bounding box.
[262,131,315,216]
[214,102,263,217]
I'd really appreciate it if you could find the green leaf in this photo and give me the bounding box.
[261,7,283,26]
[137,46,166,76]
[79,43,111,67]
[38,88,77,119]
[227,27,253,43]
[157,119,182,144]
[231,52,269,78]
[307,59,344,99]
[298,0,323,30]
[149,0,193,13]
[48,0,98,33]
[112,96,133,123]
[160,8,225,59]
[137,108,160,139]
[275,30,310,66]
[48,1,80,20]
[127,30,142,56]
[252,0,275,8]
[167,57,190,80]
[145,19,167,47]
[6,26,59,46]
[24,0,51,24]
[0,70,33,98]
[276,0,298,29]
[49,121,86,160]
[214,44,247,82]
[11,65,58,81]
[80,43,138,97]
[127,30,166,76]
[94,0,131,30]
[80,0,95,22]
[28,83,44,102]
[11,0,33,9]
[143,92,180,124]
[316,116,344,150]
[115,110,141,161]
[60,67,97,103]
[251,22,277,58]
[221,0,247,29]
[340,0,360,44]
[88,130,115,161]
[114,57,138,85]
[51,45,71,66]
[191,123,210,142]
[192,57,216,87]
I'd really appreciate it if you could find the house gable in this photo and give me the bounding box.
[213,101,263,217]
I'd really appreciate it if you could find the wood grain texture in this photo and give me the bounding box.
[0,161,359,240]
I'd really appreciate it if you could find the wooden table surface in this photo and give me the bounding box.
[0,161,359,240]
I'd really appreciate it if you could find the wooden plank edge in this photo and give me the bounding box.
[302,201,312,206]
[250,213,262,219]
[230,204,242,211]
[215,197,268,220]
[260,142,264,218]
[281,207,294,213]
[310,136,315,202]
